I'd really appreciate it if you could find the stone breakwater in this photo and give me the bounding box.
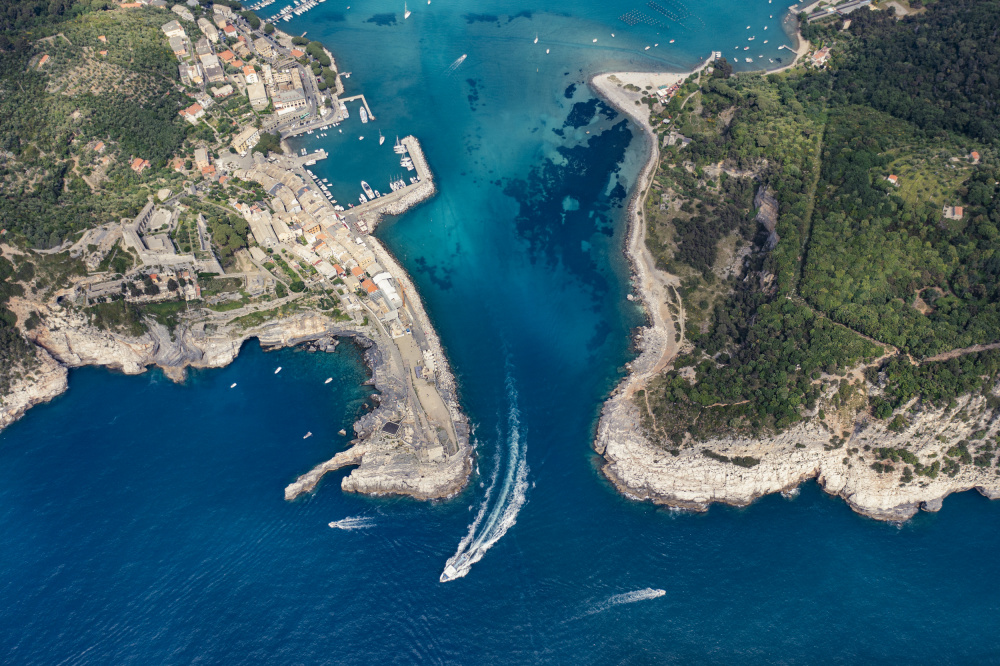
[281,223,473,502]
[589,70,1000,522]
[3,301,470,502]
[357,136,436,230]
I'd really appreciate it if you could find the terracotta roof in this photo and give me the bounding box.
[98,35,107,43]
[99,50,108,56]
[290,49,305,58]
[361,279,378,294]
[219,50,235,61]
[242,65,255,75]
[351,266,364,277]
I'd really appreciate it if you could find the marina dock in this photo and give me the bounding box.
[344,136,434,234]
[340,94,375,121]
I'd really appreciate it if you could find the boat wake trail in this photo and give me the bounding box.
[445,53,468,74]
[572,588,666,620]
[440,368,528,583]
[328,516,375,530]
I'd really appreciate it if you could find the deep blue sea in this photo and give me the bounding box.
[4,0,1000,662]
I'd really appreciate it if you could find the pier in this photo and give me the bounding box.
[344,136,435,234]
[340,93,375,121]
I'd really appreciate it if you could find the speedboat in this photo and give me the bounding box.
[361,181,375,199]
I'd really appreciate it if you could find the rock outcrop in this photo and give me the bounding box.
[0,348,68,431]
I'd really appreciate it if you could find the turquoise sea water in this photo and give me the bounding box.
[5,1,1000,662]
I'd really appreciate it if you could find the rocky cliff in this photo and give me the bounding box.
[597,384,1000,522]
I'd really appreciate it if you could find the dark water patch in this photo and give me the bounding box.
[552,128,565,137]
[587,319,613,352]
[564,98,599,128]
[507,10,533,22]
[322,12,346,21]
[608,181,627,206]
[412,256,454,291]
[502,119,633,294]
[463,13,499,24]
[366,13,397,25]
[467,78,480,111]
[598,100,618,121]
[564,83,577,99]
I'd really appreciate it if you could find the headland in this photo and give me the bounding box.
[0,5,470,502]
[590,10,1000,522]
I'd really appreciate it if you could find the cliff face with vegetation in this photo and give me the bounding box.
[598,0,1000,520]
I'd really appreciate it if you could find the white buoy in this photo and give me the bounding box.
[592,38,597,43]
[325,377,333,384]
[275,367,282,374]
[230,383,237,388]
[303,432,312,439]
[546,48,549,53]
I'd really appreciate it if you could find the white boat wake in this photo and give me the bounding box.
[445,53,467,74]
[572,588,666,620]
[328,516,375,530]
[440,369,528,582]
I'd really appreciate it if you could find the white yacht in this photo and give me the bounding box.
[360,107,368,123]
[361,181,375,199]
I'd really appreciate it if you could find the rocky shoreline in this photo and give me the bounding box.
[2,299,470,502]
[589,58,1000,522]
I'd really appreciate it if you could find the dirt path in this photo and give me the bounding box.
[922,342,1000,363]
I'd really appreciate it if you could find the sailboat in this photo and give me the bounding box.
[379,129,385,145]
[534,33,538,44]
[404,1,410,19]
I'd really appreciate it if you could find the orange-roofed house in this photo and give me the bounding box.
[223,25,237,36]
[219,50,236,63]
[98,35,107,43]
[179,103,205,125]
[201,165,217,177]
[99,50,108,56]
[38,54,49,67]
[218,175,229,185]
[169,157,185,172]
[970,151,980,164]
[119,2,142,7]
[887,174,899,186]
[351,266,365,278]
[131,158,150,174]
[943,205,964,220]
[361,279,378,295]
[243,65,259,84]
[232,59,243,68]
[290,49,305,58]
[93,141,105,153]
[333,264,346,277]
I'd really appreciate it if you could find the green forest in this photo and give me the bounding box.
[0,3,190,247]
[641,0,1000,443]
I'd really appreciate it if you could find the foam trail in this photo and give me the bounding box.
[328,516,375,530]
[445,54,467,74]
[574,588,666,619]
[440,368,528,582]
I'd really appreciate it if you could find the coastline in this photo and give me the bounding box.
[3,284,470,503]
[588,46,1000,521]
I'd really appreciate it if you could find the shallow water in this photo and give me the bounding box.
[4,0,1000,662]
